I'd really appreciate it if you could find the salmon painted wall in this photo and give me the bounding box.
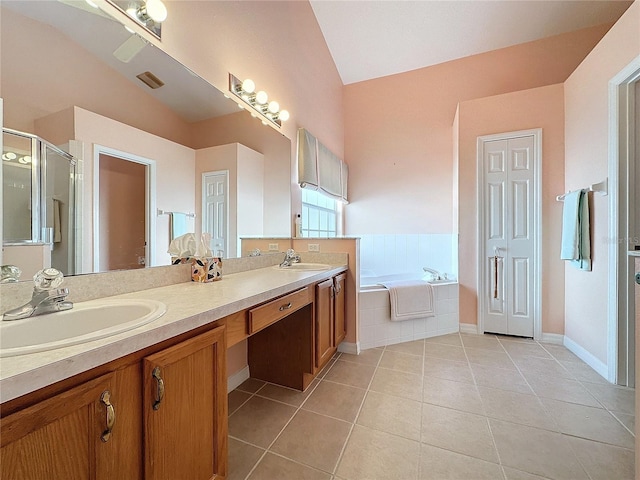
[343,24,613,236]
[457,84,566,335]
[564,2,640,365]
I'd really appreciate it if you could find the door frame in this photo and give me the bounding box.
[607,56,640,385]
[201,170,229,257]
[476,129,543,340]
[93,145,156,271]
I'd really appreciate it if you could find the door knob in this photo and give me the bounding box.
[635,272,640,285]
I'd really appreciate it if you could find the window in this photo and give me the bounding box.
[301,188,338,237]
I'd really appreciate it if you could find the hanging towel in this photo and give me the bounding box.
[560,190,591,271]
[170,212,188,241]
[52,199,62,243]
[379,280,435,322]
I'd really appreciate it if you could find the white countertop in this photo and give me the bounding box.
[0,264,347,403]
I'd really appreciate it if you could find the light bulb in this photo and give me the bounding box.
[145,0,167,22]
[126,7,137,17]
[241,78,255,94]
[268,101,279,114]
[19,156,32,164]
[2,152,17,161]
[255,90,268,105]
[278,110,290,122]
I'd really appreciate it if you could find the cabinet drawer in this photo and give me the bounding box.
[249,287,311,334]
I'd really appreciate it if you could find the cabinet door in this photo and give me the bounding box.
[1,370,139,480]
[143,326,227,480]
[334,273,347,346]
[316,278,335,369]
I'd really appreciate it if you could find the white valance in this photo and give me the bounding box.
[297,128,348,203]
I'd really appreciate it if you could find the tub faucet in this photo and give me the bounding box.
[422,267,444,281]
[2,268,73,321]
[280,249,301,267]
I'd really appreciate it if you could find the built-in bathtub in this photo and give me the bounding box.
[359,272,459,350]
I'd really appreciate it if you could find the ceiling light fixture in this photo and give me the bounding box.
[109,0,166,39]
[229,74,289,129]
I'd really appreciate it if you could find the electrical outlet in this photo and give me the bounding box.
[308,243,320,252]
[268,243,279,251]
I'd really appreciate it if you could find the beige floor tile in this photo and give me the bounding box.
[423,376,485,415]
[385,339,425,356]
[421,403,499,463]
[316,358,338,379]
[478,386,557,431]
[566,436,635,480]
[461,333,503,351]
[340,348,383,366]
[323,360,376,389]
[424,342,467,362]
[336,425,420,480]
[490,419,588,480]
[541,398,635,449]
[425,333,462,346]
[370,367,423,401]
[612,411,635,434]
[501,341,552,359]
[237,378,267,393]
[229,396,297,448]
[525,374,600,407]
[470,363,532,395]
[248,452,331,480]
[502,466,552,480]
[540,344,581,363]
[582,382,635,415]
[379,350,424,375]
[465,347,517,369]
[514,357,574,379]
[418,443,503,480]
[423,357,475,383]
[271,410,351,473]
[257,380,318,407]
[303,380,366,422]
[356,390,422,441]
[228,438,264,480]
[557,360,609,384]
[229,389,252,416]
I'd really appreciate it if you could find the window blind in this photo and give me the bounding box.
[297,128,348,203]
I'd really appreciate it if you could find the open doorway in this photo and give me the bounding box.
[609,59,639,387]
[93,145,156,272]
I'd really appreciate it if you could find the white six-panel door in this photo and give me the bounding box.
[480,132,540,338]
[202,171,228,258]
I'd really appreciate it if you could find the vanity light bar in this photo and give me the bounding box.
[228,74,289,128]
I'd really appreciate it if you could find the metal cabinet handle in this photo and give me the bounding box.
[100,390,115,442]
[279,302,292,311]
[334,283,341,295]
[152,367,165,410]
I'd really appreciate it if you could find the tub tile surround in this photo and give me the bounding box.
[359,283,459,350]
[359,234,458,280]
[0,253,348,403]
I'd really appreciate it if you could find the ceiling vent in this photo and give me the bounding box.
[136,71,164,89]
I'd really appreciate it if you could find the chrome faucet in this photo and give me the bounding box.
[2,268,73,321]
[279,249,301,267]
[422,267,445,281]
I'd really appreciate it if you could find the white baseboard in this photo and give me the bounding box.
[227,365,250,393]
[540,333,564,345]
[459,323,479,335]
[563,336,609,380]
[338,341,360,355]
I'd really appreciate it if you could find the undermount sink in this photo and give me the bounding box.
[0,298,167,357]
[273,263,332,271]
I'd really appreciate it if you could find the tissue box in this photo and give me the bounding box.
[190,257,223,283]
[171,256,223,282]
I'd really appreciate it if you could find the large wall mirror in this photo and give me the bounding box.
[1,0,292,281]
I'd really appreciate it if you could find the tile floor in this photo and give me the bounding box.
[227,333,635,480]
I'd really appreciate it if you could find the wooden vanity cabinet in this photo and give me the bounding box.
[0,365,143,480]
[0,325,227,480]
[315,273,347,372]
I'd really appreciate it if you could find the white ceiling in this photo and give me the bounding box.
[309,0,633,85]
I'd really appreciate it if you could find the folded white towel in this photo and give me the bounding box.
[380,280,435,322]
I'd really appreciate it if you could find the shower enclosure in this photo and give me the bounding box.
[2,128,77,277]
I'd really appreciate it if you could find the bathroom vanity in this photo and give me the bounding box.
[0,264,347,479]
